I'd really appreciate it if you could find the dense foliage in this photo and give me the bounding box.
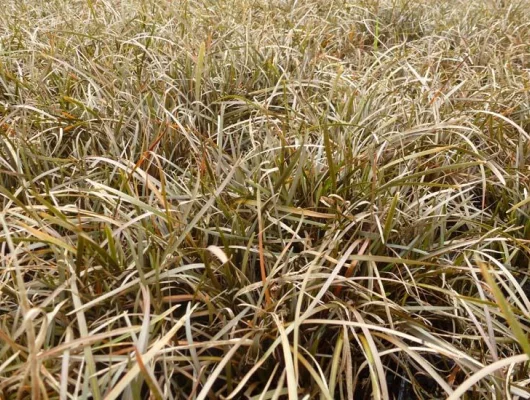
[1,0,529,398]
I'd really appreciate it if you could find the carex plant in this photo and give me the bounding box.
[1,0,530,399]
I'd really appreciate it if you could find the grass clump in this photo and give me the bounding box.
[1,0,530,399]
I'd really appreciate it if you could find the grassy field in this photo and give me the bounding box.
[1,0,530,398]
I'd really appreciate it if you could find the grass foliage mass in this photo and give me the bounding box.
[1,0,530,398]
